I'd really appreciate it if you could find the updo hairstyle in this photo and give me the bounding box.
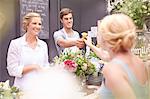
[22,12,41,32]
[99,14,137,53]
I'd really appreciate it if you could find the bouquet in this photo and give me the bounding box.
[0,80,21,99]
[54,50,96,78]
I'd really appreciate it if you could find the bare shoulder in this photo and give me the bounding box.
[102,62,124,79]
[102,62,127,89]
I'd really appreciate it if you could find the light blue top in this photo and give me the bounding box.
[99,59,149,99]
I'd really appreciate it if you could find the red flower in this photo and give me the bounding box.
[64,60,77,72]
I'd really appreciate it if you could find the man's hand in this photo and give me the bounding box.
[75,38,85,48]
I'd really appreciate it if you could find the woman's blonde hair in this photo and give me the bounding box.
[98,14,137,53]
[22,12,41,32]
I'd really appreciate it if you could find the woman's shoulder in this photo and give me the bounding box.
[102,61,123,77]
[102,62,127,88]
[10,36,23,45]
[38,39,48,46]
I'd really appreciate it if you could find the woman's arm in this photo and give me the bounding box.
[22,64,41,74]
[7,40,41,77]
[7,40,23,77]
[84,38,111,61]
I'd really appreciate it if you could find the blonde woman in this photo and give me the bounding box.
[98,14,148,99]
[7,12,49,91]
[95,14,149,99]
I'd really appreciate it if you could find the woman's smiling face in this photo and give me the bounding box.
[27,17,42,36]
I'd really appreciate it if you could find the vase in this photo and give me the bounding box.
[79,76,87,86]
[133,31,149,61]
[144,16,150,32]
[86,73,103,86]
[144,32,150,61]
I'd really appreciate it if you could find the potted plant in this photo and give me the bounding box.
[109,0,150,30]
[106,0,150,61]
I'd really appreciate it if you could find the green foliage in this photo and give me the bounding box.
[88,51,100,60]
[0,80,21,99]
[112,0,150,29]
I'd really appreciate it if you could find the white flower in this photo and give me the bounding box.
[81,63,88,71]
[0,80,10,90]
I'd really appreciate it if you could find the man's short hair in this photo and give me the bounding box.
[59,8,73,19]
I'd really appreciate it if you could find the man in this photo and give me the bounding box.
[53,8,84,55]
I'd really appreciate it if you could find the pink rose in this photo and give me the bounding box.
[64,60,77,72]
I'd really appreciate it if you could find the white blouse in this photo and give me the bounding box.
[7,34,49,90]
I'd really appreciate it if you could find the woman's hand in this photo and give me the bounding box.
[84,37,111,61]
[22,64,43,75]
[83,37,93,47]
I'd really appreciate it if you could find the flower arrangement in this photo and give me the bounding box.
[54,50,96,77]
[107,0,150,29]
[0,80,21,99]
